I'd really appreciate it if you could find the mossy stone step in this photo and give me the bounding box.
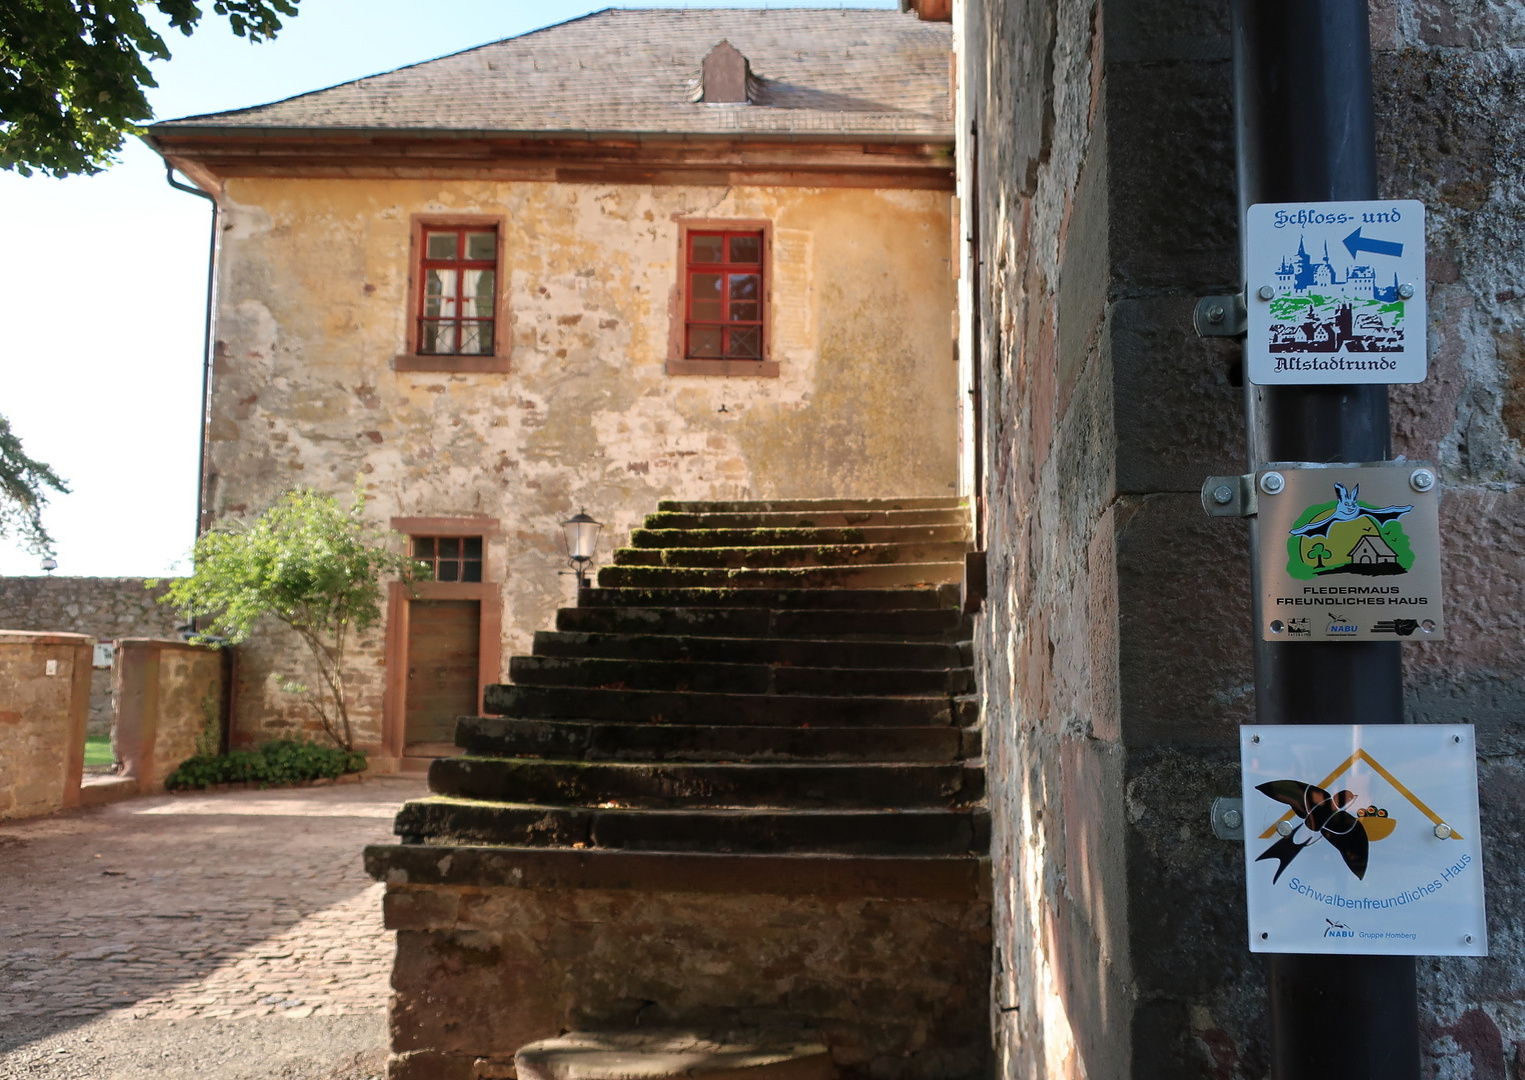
[574,585,959,610]
[611,540,970,570]
[484,684,971,726]
[507,655,974,697]
[394,797,990,855]
[555,605,970,641]
[644,509,964,530]
[628,524,970,549]
[595,562,962,590]
[657,497,964,513]
[532,630,966,669]
[428,757,984,810]
[454,716,968,763]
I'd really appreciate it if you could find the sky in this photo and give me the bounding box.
[0,0,895,578]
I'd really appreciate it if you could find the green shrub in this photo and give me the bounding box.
[165,739,367,791]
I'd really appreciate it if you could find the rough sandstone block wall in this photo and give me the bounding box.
[0,576,179,735]
[114,640,226,793]
[0,631,93,821]
[380,882,991,1080]
[965,0,1522,1075]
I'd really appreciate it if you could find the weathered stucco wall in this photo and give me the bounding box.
[961,0,1524,1076]
[0,577,179,735]
[207,178,958,754]
[0,631,92,821]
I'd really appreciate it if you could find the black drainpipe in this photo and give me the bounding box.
[165,167,220,544]
[1231,2,1420,1077]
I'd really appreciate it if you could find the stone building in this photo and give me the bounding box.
[952,0,1525,1075]
[146,9,960,771]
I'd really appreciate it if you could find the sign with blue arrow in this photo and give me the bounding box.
[1245,200,1427,385]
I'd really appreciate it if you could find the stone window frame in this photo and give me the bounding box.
[396,215,511,374]
[666,218,779,378]
[381,516,503,764]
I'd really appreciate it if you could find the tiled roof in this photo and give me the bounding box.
[152,8,952,141]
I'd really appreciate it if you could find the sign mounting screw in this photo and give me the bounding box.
[1276,820,1294,837]
[1409,468,1436,492]
[1212,484,1235,505]
[1465,934,1474,944]
[1434,823,1453,839]
[1397,283,1416,299]
[1257,285,1275,301]
[1260,471,1285,495]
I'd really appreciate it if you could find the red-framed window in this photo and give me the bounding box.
[418,226,497,355]
[412,536,484,582]
[685,230,764,360]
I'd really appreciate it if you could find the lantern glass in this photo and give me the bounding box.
[561,511,602,561]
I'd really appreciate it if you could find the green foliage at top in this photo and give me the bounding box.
[157,487,423,749]
[1,0,300,177]
[0,413,68,555]
[164,738,366,791]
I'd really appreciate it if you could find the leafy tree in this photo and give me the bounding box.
[158,487,422,750]
[0,413,68,555]
[2,0,300,177]
[1306,542,1331,569]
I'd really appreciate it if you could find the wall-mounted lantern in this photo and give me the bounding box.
[560,509,603,589]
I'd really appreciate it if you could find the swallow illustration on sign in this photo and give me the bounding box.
[1254,780,1370,884]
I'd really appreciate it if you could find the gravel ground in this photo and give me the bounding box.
[0,1014,387,1079]
[0,777,426,1079]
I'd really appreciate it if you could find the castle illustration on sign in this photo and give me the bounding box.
[1268,238,1406,354]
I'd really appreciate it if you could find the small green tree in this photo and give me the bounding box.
[158,487,421,750]
[0,413,68,555]
[1306,542,1331,569]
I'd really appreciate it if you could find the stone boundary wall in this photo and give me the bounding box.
[115,639,227,793]
[0,631,92,821]
[0,577,181,736]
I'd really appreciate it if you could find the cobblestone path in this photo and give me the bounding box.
[0,776,425,1073]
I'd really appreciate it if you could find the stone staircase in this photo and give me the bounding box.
[367,497,990,1080]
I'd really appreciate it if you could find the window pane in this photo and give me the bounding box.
[438,537,460,559]
[462,561,483,583]
[463,537,483,558]
[465,232,496,260]
[459,322,490,355]
[426,232,458,259]
[437,560,460,582]
[729,234,762,264]
[690,234,724,263]
[689,325,723,357]
[727,326,762,358]
[729,273,759,321]
[464,270,494,317]
[690,273,723,321]
[420,321,456,354]
[412,537,435,559]
[424,270,457,317]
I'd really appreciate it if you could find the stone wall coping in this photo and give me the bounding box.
[366,844,991,902]
[115,637,222,653]
[0,629,95,647]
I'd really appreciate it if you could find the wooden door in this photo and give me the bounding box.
[405,599,480,750]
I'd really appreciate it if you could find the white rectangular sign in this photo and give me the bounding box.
[1246,200,1427,384]
[1241,724,1486,956]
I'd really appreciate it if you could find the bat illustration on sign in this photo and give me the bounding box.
[1289,483,1412,539]
[1255,780,1370,883]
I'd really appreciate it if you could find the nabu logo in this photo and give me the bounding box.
[1325,919,1354,938]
